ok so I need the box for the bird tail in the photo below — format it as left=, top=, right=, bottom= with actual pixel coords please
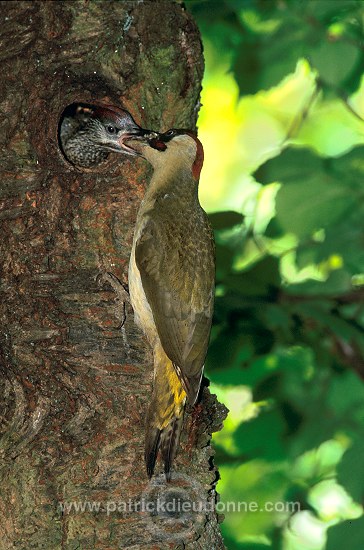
left=145, top=345, right=186, bottom=480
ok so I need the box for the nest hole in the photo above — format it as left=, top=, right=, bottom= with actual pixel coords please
left=58, top=102, right=111, bottom=169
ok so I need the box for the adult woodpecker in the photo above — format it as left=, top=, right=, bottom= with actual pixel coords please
left=126, top=129, right=215, bottom=479
left=59, top=104, right=152, bottom=168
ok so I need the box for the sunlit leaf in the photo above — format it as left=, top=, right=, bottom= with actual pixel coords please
left=294, top=99, right=364, bottom=156
left=308, top=479, right=362, bottom=521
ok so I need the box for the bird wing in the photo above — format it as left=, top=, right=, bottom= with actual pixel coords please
left=135, top=203, right=215, bottom=403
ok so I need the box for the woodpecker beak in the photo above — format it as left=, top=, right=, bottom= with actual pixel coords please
left=122, top=129, right=158, bottom=156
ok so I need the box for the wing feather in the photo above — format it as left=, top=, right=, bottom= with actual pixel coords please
left=135, top=201, right=214, bottom=403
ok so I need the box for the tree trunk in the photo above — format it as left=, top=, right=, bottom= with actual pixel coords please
left=0, top=1, right=227, bottom=548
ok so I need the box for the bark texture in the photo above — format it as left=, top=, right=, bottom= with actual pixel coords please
left=0, top=1, right=227, bottom=549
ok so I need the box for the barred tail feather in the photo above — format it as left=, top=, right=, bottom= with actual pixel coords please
left=145, top=427, right=161, bottom=479
left=160, top=413, right=184, bottom=481
left=144, top=345, right=187, bottom=479
left=144, top=411, right=185, bottom=480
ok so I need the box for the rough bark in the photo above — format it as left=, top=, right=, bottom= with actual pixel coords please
left=0, top=1, right=227, bottom=549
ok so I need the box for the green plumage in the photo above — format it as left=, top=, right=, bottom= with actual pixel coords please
left=135, top=185, right=215, bottom=403
left=128, top=131, right=215, bottom=477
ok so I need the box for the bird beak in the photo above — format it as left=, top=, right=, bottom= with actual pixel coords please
left=119, top=128, right=158, bottom=156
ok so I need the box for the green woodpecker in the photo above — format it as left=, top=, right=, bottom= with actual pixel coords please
left=126, top=129, right=215, bottom=479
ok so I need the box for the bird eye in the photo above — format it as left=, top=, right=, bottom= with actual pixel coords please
left=107, top=125, right=118, bottom=134
left=165, top=129, right=175, bottom=138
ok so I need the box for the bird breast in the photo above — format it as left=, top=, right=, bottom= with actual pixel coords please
left=128, top=221, right=158, bottom=346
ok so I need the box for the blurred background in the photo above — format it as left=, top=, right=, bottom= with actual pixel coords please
left=185, top=1, right=364, bottom=549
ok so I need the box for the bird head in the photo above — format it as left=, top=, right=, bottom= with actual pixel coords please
left=125, top=129, right=204, bottom=180
left=84, top=105, right=154, bottom=156
left=60, top=104, right=157, bottom=168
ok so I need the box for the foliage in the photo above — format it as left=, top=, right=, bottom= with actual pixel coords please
left=186, top=1, right=364, bottom=549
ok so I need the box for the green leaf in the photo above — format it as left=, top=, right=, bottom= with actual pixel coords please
left=233, top=409, right=286, bottom=460
left=337, top=440, right=364, bottom=502
left=295, top=244, right=321, bottom=270
left=262, top=304, right=292, bottom=339
left=209, top=210, right=245, bottom=230
left=275, top=174, right=355, bottom=238
left=305, top=0, right=361, bottom=21
left=286, top=269, right=353, bottom=295
left=231, top=256, right=281, bottom=293
left=327, top=517, right=364, bottom=550
left=206, top=326, right=254, bottom=375
left=327, top=371, right=364, bottom=417
left=331, top=146, right=364, bottom=190
left=310, top=40, right=361, bottom=86
left=255, top=148, right=322, bottom=186
left=308, top=218, right=364, bottom=276
left=215, top=242, right=235, bottom=279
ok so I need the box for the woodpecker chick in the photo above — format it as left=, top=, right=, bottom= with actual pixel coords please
left=60, top=104, right=153, bottom=168
left=126, top=129, right=215, bottom=479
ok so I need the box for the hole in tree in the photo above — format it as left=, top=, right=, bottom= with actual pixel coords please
left=58, top=102, right=113, bottom=169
